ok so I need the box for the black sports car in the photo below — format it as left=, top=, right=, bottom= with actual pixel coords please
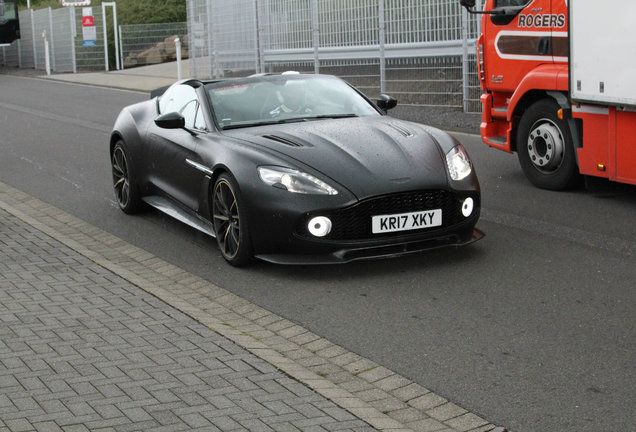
left=110, top=73, right=483, bottom=266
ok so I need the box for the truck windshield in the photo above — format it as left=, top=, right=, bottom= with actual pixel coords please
left=494, top=0, right=530, bottom=7
left=0, top=2, right=17, bottom=22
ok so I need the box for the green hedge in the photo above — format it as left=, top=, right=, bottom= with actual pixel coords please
left=16, top=0, right=186, bottom=25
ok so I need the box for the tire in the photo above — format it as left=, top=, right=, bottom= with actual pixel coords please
left=111, top=140, right=144, bottom=214
left=212, top=174, right=253, bottom=266
left=516, top=99, right=579, bottom=190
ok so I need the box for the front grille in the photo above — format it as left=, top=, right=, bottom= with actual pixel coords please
left=296, top=190, right=477, bottom=241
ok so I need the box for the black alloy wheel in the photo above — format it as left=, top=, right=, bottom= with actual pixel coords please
left=212, top=174, right=253, bottom=266
left=111, top=141, right=143, bottom=214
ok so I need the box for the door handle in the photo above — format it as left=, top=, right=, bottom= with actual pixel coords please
left=537, top=36, right=551, bottom=56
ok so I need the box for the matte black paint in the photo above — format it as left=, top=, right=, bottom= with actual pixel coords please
left=110, top=75, right=483, bottom=263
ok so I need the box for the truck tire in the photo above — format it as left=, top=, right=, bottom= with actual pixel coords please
left=516, top=99, right=579, bottom=190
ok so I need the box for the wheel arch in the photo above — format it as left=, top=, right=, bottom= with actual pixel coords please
left=201, top=163, right=235, bottom=222
left=109, top=132, right=124, bottom=156
left=515, top=98, right=581, bottom=190
left=507, top=64, right=569, bottom=152
left=207, top=167, right=254, bottom=266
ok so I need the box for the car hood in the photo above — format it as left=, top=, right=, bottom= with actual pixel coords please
left=223, top=117, right=451, bottom=199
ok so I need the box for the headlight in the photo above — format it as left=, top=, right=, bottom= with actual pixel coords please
left=258, top=166, right=338, bottom=195
left=445, top=145, right=472, bottom=181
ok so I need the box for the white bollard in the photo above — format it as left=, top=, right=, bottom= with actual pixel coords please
left=42, top=30, right=51, bottom=76
left=175, top=37, right=182, bottom=81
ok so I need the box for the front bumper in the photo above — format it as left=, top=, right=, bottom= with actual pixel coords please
left=245, top=185, right=482, bottom=265
left=255, top=227, right=484, bottom=264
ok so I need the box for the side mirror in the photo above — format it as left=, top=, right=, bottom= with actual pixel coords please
left=155, top=112, right=185, bottom=130
left=377, top=94, right=397, bottom=112
left=460, top=0, right=476, bottom=8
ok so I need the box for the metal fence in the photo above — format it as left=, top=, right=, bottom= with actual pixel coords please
left=119, top=22, right=188, bottom=69
left=1, top=8, right=187, bottom=73
left=1, top=7, right=77, bottom=72
left=0, top=6, right=112, bottom=73
left=187, top=0, right=482, bottom=111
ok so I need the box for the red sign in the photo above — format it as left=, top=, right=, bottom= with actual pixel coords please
left=82, top=16, right=94, bottom=27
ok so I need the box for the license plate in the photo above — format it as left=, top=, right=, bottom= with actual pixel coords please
left=372, top=209, right=442, bottom=234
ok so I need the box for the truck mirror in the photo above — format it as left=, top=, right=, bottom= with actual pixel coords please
left=460, top=0, right=476, bottom=9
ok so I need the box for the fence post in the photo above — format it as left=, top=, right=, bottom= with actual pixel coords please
left=48, top=7, right=56, bottom=71
left=31, top=9, right=37, bottom=69
left=101, top=3, right=108, bottom=71
left=311, top=0, right=319, bottom=74
left=118, top=25, right=124, bottom=70
left=253, top=0, right=262, bottom=74
left=70, top=6, right=76, bottom=73
left=112, top=2, right=120, bottom=70
left=186, top=0, right=197, bottom=78
left=379, top=0, right=386, bottom=94
left=462, top=6, right=469, bottom=112
left=206, top=0, right=216, bottom=78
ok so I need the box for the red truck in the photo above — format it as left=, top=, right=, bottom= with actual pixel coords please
left=461, top=0, right=636, bottom=189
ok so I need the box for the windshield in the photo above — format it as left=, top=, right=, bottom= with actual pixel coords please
left=0, top=2, right=17, bottom=21
left=205, top=74, right=381, bottom=130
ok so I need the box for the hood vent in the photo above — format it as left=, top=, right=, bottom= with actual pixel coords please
left=388, top=122, right=415, bottom=138
left=262, top=134, right=305, bottom=147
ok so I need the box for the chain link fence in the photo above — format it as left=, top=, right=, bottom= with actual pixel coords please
left=119, top=22, right=188, bottom=69
left=0, top=6, right=110, bottom=72
left=187, top=0, right=482, bottom=111
left=1, top=8, right=187, bottom=73
left=1, top=1, right=483, bottom=111
left=1, top=7, right=77, bottom=72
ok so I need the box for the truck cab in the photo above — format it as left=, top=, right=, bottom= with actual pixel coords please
left=0, top=1, right=20, bottom=45
left=463, top=0, right=636, bottom=189
left=477, top=0, right=569, bottom=151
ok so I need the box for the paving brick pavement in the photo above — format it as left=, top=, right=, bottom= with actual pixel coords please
left=0, top=181, right=498, bottom=432
left=0, top=207, right=377, bottom=432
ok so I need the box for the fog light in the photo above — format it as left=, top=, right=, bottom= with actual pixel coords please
left=462, top=197, right=474, bottom=217
left=308, top=216, right=332, bottom=237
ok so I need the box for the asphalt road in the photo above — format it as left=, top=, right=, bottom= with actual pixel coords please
left=1, top=74, right=634, bottom=432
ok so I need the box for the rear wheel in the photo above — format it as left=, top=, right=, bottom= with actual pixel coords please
left=212, top=174, right=253, bottom=266
left=111, top=141, right=143, bottom=214
left=516, top=99, right=579, bottom=190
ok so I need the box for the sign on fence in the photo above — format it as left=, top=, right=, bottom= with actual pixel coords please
left=81, top=7, right=96, bottom=47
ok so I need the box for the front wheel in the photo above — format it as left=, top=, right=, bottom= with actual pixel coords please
left=212, top=174, right=253, bottom=266
left=516, top=99, right=579, bottom=190
left=111, top=140, right=143, bottom=214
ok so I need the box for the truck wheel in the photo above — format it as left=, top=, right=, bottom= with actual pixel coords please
left=516, top=99, right=579, bottom=190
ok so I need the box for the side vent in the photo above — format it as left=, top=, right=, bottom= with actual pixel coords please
left=389, top=122, right=414, bottom=138
left=262, top=134, right=305, bottom=147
